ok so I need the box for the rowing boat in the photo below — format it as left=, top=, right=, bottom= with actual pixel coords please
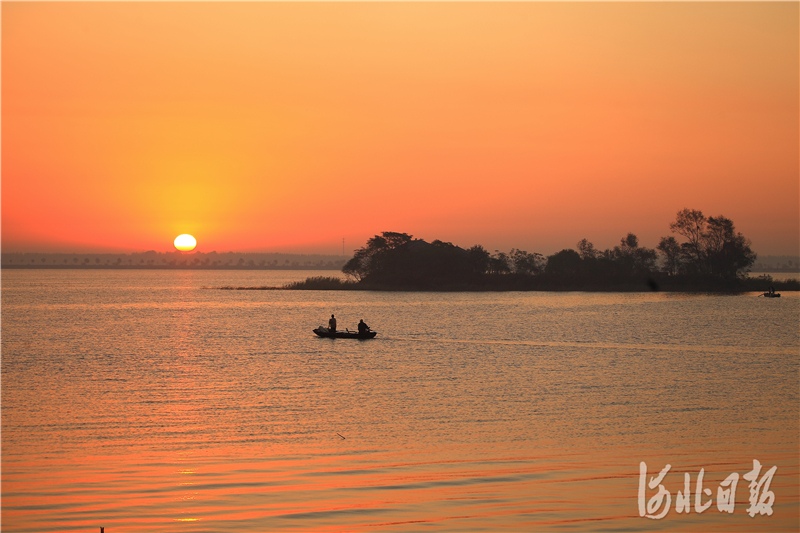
left=313, top=327, right=377, bottom=339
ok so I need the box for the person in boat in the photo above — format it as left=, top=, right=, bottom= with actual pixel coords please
left=769, top=286, right=775, bottom=295
left=328, top=314, right=337, bottom=333
left=357, top=319, right=370, bottom=335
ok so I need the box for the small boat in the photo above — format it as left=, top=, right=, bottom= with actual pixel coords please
left=760, top=292, right=781, bottom=298
left=313, top=327, right=377, bottom=339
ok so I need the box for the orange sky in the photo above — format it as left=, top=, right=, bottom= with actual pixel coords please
left=2, top=2, right=798, bottom=256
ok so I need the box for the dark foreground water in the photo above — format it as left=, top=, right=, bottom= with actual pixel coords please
left=2, top=270, right=798, bottom=532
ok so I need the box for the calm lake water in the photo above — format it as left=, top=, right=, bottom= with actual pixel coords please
left=748, top=272, right=799, bottom=282
left=2, top=270, right=798, bottom=532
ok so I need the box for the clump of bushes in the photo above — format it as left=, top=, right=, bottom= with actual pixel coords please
left=284, top=276, right=355, bottom=290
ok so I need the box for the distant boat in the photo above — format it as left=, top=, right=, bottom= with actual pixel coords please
left=760, top=292, right=781, bottom=298
left=313, top=327, right=377, bottom=339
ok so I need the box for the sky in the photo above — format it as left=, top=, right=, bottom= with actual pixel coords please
left=2, top=2, right=798, bottom=256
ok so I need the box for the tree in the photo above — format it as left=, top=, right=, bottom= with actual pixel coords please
left=510, top=249, right=545, bottom=275
left=342, top=232, right=414, bottom=281
left=577, top=238, right=598, bottom=260
left=545, top=249, right=583, bottom=276
left=657, top=236, right=682, bottom=275
left=488, top=251, right=511, bottom=274
left=466, top=245, right=490, bottom=275
left=704, top=216, right=756, bottom=279
left=669, top=208, right=706, bottom=268
left=342, top=249, right=368, bottom=281
left=667, top=208, right=756, bottom=279
left=377, top=231, right=413, bottom=249
left=610, top=233, right=657, bottom=275
left=342, top=233, right=482, bottom=288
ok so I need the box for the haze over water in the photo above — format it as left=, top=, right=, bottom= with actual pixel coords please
left=2, top=270, right=798, bottom=532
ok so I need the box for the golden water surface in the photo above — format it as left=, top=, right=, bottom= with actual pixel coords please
left=2, top=270, right=798, bottom=532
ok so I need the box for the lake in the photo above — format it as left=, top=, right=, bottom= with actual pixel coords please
left=2, top=270, right=798, bottom=532
left=748, top=272, right=799, bottom=283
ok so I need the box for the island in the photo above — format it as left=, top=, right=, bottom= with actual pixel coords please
left=286, top=210, right=799, bottom=292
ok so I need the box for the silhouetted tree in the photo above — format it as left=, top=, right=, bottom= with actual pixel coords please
left=510, top=249, right=545, bottom=275
left=488, top=251, right=511, bottom=274
left=670, top=208, right=706, bottom=267
left=545, top=249, right=583, bottom=276
left=666, top=208, right=755, bottom=279
left=342, top=232, right=484, bottom=288
left=610, top=233, right=657, bottom=276
left=577, top=238, right=598, bottom=260
left=342, top=232, right=413, bottom=281
left=704, top=216, right=756, bottom=279
left=466, top=245, right=491, bottom=275
left=657, top=236, right=682, bottom=275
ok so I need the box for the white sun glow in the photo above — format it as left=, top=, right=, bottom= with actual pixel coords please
left=174, top=234, right=197, bottom=251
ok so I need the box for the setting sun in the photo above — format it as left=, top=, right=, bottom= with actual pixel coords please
left=174, top=234, right=197, bottom=251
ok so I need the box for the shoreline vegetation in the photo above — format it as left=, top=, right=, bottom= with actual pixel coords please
left=280, top=275, right=799, bottom=293
left=207, top=273, right=800, bottom=292
left=6, top=209, right=799, bottom=293
left=286, top=209, right=799, bottom=293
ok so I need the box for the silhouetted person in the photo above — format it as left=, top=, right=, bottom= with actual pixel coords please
left=328, top=314, right=337, bottom=333
left=357, top=319, right=370, bottom=335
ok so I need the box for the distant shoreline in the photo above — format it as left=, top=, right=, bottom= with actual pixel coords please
left=3, top=264, right=797, bottom=275
left=0, top=265, right=342, bottom=271
left=5, top=265, right=797, bottom=292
